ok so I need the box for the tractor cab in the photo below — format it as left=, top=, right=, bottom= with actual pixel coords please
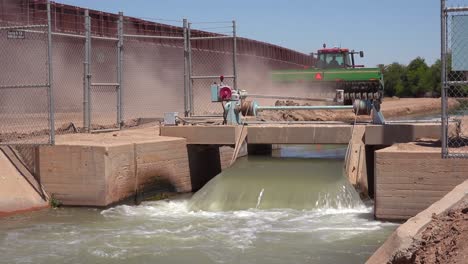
left=315, top=45, right=364, bottom=69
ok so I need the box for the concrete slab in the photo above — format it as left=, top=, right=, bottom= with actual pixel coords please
left=160, top=125, right=240, bottom=145
left=365, top=123, right=454, bottom=145
left=39, top=127, right=191, bottom=206
left=374, top=142, right=468, bottom=220
left=247, top=124, right=353, bottom=144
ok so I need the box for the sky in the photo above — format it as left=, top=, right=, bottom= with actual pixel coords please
left=56, top=0, right=441, bottom=67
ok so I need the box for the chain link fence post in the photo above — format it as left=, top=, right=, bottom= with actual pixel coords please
left=188, top=22, right=194, bottom=116
left=442, top=0, right=468, bottom=158
left=117, top=12, right=124, bottom=128
left=232, top=20, right=238, bottom=91
left=46, top=0, right=55, bottom=144
left=183, top=18, right=190, bottom=117
left=84, top=9, right=91, bottom=132
left=441, top=0, right=448, bottom=157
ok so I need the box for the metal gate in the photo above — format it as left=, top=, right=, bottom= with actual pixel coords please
left=441, top=0, right=468, bottom=158
left=83, top=10, right=122, bottom=133
left=188, top=21, right=238, bottom=117
left=0, top=1, right=55, bottom=145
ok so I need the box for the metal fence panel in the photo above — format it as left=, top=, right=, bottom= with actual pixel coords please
left=122, top=39, right=185, bottom=120
left=51, top=34, right=85, bottom=133
left=442, top=0, right=468, bottom=158
left=0, top=20, right=53, bottom=144
left=121, top=15, right=185, bottom=121
left=87, top=15, right=121, bottom=132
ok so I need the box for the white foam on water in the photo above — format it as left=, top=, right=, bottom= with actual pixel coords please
left=255, top=188, right=265, bottom=209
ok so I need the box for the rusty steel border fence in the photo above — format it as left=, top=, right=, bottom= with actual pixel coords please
left=0, top=0, right=313, bottom=145
left=441, top=0, right=468, bottom=158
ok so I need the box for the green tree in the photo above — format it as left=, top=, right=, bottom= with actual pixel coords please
left=381, top=57, right=442, bottom=97
left=405, top=57, right=429, bottom=96
left=383, top=63, right=406, bottom=97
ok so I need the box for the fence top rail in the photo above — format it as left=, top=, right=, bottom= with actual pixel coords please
left=444, top=6, right=468, bottom=13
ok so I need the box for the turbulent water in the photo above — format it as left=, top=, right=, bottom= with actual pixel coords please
left=0, top=145, right=397, bottom=264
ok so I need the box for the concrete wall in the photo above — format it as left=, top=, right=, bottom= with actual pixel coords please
left=39, top=136, right=191, bottom=206
left=367, top=179, right=468, bottom=264
left=375, top=143, right=468, bottom=220
left=0, top=151, right=48, bottom=216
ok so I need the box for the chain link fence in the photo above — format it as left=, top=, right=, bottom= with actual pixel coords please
left=122, top=17, right=185, bottom=121
left=442, top=0, right=468, bottom=158
left=1, top=1, right=314, bottom=146
left=0, top=3, right=54, bottom=145
left=189, top=22, right=237, bottom=117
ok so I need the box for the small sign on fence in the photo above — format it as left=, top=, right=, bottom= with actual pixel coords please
left=7, top=30, right=25, bottom=39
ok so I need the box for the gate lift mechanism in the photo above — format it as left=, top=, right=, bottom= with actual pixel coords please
left=211, top=76, right=385, bottom=125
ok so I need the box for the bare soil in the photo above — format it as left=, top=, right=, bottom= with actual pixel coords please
left=258, top=98, right=460, bottom=122
left=390, top=198, right=468, bottom=264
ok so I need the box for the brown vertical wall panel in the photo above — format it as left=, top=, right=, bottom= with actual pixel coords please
left=0, top=1, right=313, bottom=65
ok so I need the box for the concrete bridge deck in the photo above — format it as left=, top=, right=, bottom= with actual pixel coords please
left=160, top=123, right=447, bottom=145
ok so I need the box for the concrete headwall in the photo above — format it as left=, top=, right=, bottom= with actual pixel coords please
left=375, top=142, right=468, bottom=220
left=39, top=131, right=191, bottom=206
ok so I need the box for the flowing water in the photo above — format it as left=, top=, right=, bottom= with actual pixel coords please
left=0, top=145, right=397, bottom=264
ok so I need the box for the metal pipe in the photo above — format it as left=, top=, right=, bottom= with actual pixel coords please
left=190, top=75, right=235, bottom=79
left=183, top=18, right=189, bottom=117
left=122, top=34, right=184, bottom=40
left=52, top=32, right=85, bottom=39
left=187, top=22, right=193, bottom=116
left=0, top=24, right=47, bottom=30
left=232, top=20, right=237, bottom=90
left=90, top=128, right=120, bottom=134
left=445, top=6, right=468, bottom=12
left=90, top=83, right=119, bottom=87
left=84, top=9, right=91, bottom=133
left=256, top=105, right=354, bottom=111
left=90, top=35, right=118, bottom=41
left=248, top=94, right=334, bottom=102
left=46, top=0, right=55, bottom=144
left=447, top=81, right=468, bottom=85
left=441, top=0, right=448, bottom=158
left=385, top=119, right=442, bottom=124
left=190, top=36, right=233, bottom=40
left=117, top=12, right=123, bottom=128
left=0, top=84, right=49, bottom=89
left=245, top=121, right=352, bottom=125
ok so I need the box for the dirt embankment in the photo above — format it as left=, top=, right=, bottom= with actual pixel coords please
left=258, top=98, right=460, bottom=122
left=390, top=198, right=468, bottom=264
